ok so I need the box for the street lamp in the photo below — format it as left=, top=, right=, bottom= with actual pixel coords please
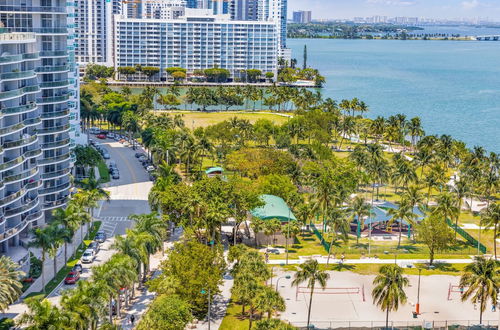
left=416, top=267, right=422, bottom=315
left=275, top=275, right=291, bottom=292
left=201, top=288, right=211, bottom=330
left=270, top=263, right=285, bottom=286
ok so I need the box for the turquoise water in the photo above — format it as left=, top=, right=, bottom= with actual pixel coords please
left=289, top=39, right=500, bottom=152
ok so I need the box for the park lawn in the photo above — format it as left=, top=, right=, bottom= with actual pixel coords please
left=466, top=229, right=496, bottom=255
left=97, top=160, right=110, bottom=183
left=259, top=232, right=327, bottom=260
left=219, top=301, right=250, bottom=330
left=163, top=111, right=290, bottom=128
left=458, top=211, right=481, bottom=225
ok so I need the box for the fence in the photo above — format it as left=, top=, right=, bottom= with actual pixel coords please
left=445, top=219, right=487, bottom=254
left=311, top=223, right=331, bottom=252
left=290, top=320, right=498, bottom=329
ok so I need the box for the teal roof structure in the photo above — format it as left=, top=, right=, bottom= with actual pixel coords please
left=250, top=194, right=297, bottom=222
left=205, top=167, right=224, bottom=175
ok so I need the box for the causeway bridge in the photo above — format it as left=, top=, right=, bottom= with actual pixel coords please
left=475, top=35, right=500, bottom=41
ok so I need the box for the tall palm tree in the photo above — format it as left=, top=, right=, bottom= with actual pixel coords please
left=61, top=280, right=107, bottom=330
left=251, top=218, right=265, bottom=247
left=460, top=257, right=500, bottom=324
left=433, top=192, right=459, bottom=224
left=131, top=213, right=168, bottom=255
left=387, top=200, right=418, bottom=247
left=18, top=298, right=66, bottom=329
left=372, top=264, right=409, bottom=329
left=452, top=180, right=470, bottom=239
left=28, top=227, right=54, bottom=293
left=254, top=286, right=286, bottom=319
left=67, top=197, right=92, bottom=243
left=480, top=203, right=500, bottom=259
left=0, top=256, right=23, bottom=311
left=350, top=196, right=371, bottom=244
left=263, top=219, right=281, bottom=246
left=325, top=208, right=350, bottom=265
left=291, top=259, right=330, bottom=328
left=52, top=208, right=78, bottom=263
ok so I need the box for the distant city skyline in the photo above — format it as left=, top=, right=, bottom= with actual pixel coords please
left=288, top=0, right=500, bottom=21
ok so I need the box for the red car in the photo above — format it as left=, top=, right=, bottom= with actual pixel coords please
left=64, top=271, right=80, bottom=285
left=96, top=133, right=106, bottom=139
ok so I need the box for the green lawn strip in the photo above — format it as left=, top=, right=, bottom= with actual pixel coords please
left=277, top=262, right=468, bottom=276
left=219, top=300, right=250, bottom=330
left=25, top=221, right=102, bottom=301
left=97, top=160, right=110, bottom=183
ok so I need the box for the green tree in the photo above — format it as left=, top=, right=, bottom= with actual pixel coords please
left=372, top=264, right=409, bottom=329
left=291, top=260, right=329, bottom=329
left=460, top=257, right=500, bottom=324
left=28, top=227, right=55, bottom=293
left=136, top=295, right=192, bottom=330
left=117, top=66, right=136, bottom=80
left=481, top=203, right=500, bottom=259
left=141, top=66, right=160, bottom=81
left=0, top=256, right=23, bottom=312
left=350, top=196, right=371, bottom=244
left=17, top=298, right=66, bottom=329
left=254, top=286, right=285, bottom=319
left=417, top=214, right=454, bottom=265
left=251, top=218, right=265, bottom=247
left=255, top=319, right=296, bottom=330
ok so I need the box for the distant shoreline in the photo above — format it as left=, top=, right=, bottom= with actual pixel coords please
left=288, top=36, right=479, bottom=42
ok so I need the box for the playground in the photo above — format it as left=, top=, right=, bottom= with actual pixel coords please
left=274, top=270, right=499, bottom=327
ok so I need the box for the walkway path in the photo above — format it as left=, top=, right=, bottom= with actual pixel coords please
left=267, top=257, right=476, bottom=265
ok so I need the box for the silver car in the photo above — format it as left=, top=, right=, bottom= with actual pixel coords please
left=81, top=249, right=95, bottom=263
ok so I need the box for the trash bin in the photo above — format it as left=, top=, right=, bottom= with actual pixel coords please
left=412, top=312, right=418, bottom=318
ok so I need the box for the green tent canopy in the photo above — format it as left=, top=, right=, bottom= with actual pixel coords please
left=250, top=194, right=297, bottom=223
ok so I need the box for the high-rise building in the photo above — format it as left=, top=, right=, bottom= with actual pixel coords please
left=142, top=0, right=186, bottom=19
left=75, top=0, right=121, bottom=65
left=114, top=10, right=279, bottom=79
left=292, top=10, right=311, bottom=24
left=230, top=0, right=259, bottom=20
left=0, top=0, right=82, bottom=269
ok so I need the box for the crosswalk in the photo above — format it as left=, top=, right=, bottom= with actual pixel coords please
left=97, top=216, right=133, bottom=222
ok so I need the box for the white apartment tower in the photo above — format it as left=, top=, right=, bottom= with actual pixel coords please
left=0, top=0, right=82, bottom=269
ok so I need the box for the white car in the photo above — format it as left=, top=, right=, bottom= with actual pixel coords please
left=81, top=249, right=96, bottom=263
left=107, top=132, right=115, bottom=139
left=146, top=166, right=155, bottom=172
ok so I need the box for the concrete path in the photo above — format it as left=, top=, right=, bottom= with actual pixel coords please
left=267, top=257, right=476, bottom=265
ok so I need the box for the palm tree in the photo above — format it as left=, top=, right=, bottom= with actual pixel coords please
left=18, top=298, right=66, bottom=329
left=350, top=196, right=371, bottom=244
left=0, top=256, right=23, bottom=311
left=372, top=264, right=409, bottom=329
left=61, top=280, right=107, bottom=330
left=388, top=199, right=418, bottom=247
left=131, top=213, right=168, bottom=255
left=460, top=257, right=500, bottom=324
left=282, top=221, right=301, bottom=264
left=28, top=227, right=54, bottom=293
left=251, top=218, right=265, bottom=247
left=263, top=219, right=281, bottom=246
left=254, top=286, right=285, bottom=319
left=325, top=208, right=350, bottom=265
left=433, top=192, right=459, bottom=224
left=452, top=180, right=470, bottom=239
left=291, top=259, right=330, bottom=328
left=480, top=203, right=500, bottom=259
left=52, top=208, right=78, bottom=263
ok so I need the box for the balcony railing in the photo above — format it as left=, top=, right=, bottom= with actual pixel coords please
left=35, top=65, right=70, bottom=73
left=36, top=124, right=70, bottom=135
left=0, top=118, right=41, bottom=137
left=38, top=152, right=71, bottom=166
left=36, top=94, right=70, bottom=104
left=42, top=197, right=68, bottom=210
left=0, top=149, right=42, bottom=173
left=5, top=199, right=40, bottom=218
left=0, top=70, right=36, bottom=80
left=1, top=103, right=37, bottom=117
left=39, top=80, right=70, bottom=89
left=4, top=168, right=38, bottom=184
left=0, top=181, right=41, bottom=207
left=41, top=168, right=70, bottom=180
left=0, top=85, right=40, bottom=101
left=39, top=51, right=67, bottom=58
left=3, top=136, right=38, bottom=150
left=40, top=138, right=70, bottom=150
left=0, top=6, right=66, bottom=13
left=40, top=110, right=70, bottom=119
left=38, top=181, right=71, bottom=196
left=0, top=52, right=39, bottom=64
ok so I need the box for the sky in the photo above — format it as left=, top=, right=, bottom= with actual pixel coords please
left=288, top=0, right=500, bottom=21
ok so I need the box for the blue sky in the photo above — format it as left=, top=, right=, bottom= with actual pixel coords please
left=288, top=0, right=500, bottom=20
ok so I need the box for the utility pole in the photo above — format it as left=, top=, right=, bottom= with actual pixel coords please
left=416, top=268, right=422, bottom=315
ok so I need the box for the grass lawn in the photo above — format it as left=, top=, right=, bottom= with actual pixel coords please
left=97, top=161, right=110, bottom=183
left=25, top=222, right=102, bottom=300
left=219, top=301, right=250, bottom=330
left=160, top=111, right=290, bottom=128
left=466, top=229, right=496, bottom=255
left=278, top=262, right=469, bottom=276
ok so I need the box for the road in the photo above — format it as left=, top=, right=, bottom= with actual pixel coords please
left=45, top=137, right=153, bottom=301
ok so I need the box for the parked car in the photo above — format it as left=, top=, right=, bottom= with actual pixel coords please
left=89, top=127, right=99, bottom=134
left=89, top=139, right=96, bottom=146
left=96, top=133, right=106, bottom=139
left=81, top=249, right=96, bottom=263
left=102, top=152, right=110, bottom=159
left=138, top=156, right=147, bottom=162
left=146, top=165, right=155, bottom=172
left=112, top=172, right=120, bottom=180
left=88, top=241, right=100, bottom=254
left=72, top=263, right=83, bottom=274
left=135, top=152, right=145, bottom=158
left=107, top=132, right=115, bottom=139
left=64, top=271, right=80, bottom=285
left=95, top=231, right=107, bottom=243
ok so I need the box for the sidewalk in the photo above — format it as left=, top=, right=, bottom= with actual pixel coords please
left=120, top=227, right=183, bottom=329
left=267, top=257, right=475, bottom=265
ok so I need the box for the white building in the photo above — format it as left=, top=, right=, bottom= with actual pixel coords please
left=143, top=0, right=187, bottom=19
left=114, top=9, right=279, bottom=79
left=0, top=0, right=82, bottom=270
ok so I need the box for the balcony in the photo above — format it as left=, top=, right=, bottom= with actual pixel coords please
left=0, top=85, right=40, bottom=101
left=42, top=197, right=68, bottom=210
left=3, top=135, right=38, bottom=151
left=0, top=6, right=66, bottom=13
left=0, top=181, right=42, bottom=207
left=0, top=149, right=43, bottom=173
left=40, top=138, right=70, bottom=150
left=36, top=124, right=70, bottom=136
left=8, top=28, right=68, bottom=35
left=5, top=199, right=40, bottom=219
left=1, top=103, right=37, bottom=117
left=38, top=152, right=71, bottom=166
left=0, top=118, right=41, bottom=138
left=39, top=80, right=71, bottom=89
left=40, top=110, right=70, bottom=120
left=36, top=94, right=70, bottom=104
left=0, top=70, right=36, bottom=81
left=38, top=181, right=71, bottom=196
left=0, top=52, right=39, bottom=64
left=39, top=51, right=67, bottom=58
left=35, top=65, right=70, bottom=74
left=4, top=168, right=39, bottom=185
left=41, top=168, right=70, bottom=180
left=0, top=211, right=43, bottom=242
